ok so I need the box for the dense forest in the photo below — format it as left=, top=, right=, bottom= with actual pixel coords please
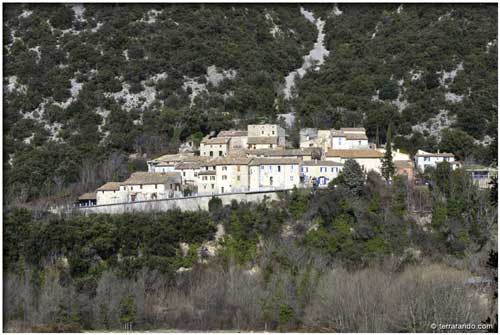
left=2, top=3, right=497, bottom=206
left=3, top=161, right=498, bottom=331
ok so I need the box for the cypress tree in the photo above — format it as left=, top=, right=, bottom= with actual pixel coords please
left=381, top=124, right=395, bottom=181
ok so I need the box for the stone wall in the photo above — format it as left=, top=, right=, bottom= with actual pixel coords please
left=71, top=189, right=288, bottom=215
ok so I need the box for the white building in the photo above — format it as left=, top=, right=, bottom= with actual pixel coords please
left=197, top=170, right=217, bottom=195
left=147, top=153, right=200, bottom=172
left=213, top=156, right=252, bottom=194
left=120, top=172, right=182, bottom=202
left=331, top=128, right=369, bottom=149
left=248, top=158, right=301, bottom=191
left=200, top=136, right=230, bottom=157
left=174, top=162, right=201, bottom=186
left=414, top=150, right=458, bottom=172
left=326, top=149, right=384, bottom=174
left=96, top=182, right=126, bottom=205
left=300, top=160, right=344, bottom=187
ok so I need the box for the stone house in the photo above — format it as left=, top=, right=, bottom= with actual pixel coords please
left=200, top=136, right=230, bottom=157
left=96, top=182, right=126, bottom=205
left=331, top=128, right=369, bottom=149
left=174, top=161, right=201, bottom=186
left=213, top=156, right=253, bottom=194
left=300, top=160, right=344, bottom=187
left=247, top=124, right=286, bottom=148
left=217, top=130, right=248, bottom=152
left=120, top=172, right=182, bottom=202
left=248, top=158, right=301, bottom=191
left=247, top=148, right=321, bottom=161
left=326, top=149, right=384, bottom=174
left=147, top=153, right=199, bottom=172
left=197, top=170, right=217, bottom=195
left=414, top=150, right=458, bottom=172
left=464, top=165, right=498, bottom=188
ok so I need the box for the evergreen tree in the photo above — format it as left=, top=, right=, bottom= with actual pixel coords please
left=381, top=124, right=395, bottom=181
left=338, top=159, right=365, bottom=198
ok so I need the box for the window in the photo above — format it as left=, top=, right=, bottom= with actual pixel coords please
left=202, top=176, right=207, bottom=181
left=204, top=185, right=207, bottom=189
left=222, top=175, right=227, bottom=180
left=221, top=187, right=224, bottom=193
left=237, top=176, right=240, bottom=181
left=261, top=131, right=264, bottom=135
left=278, top=165, right=281, bottom=172
left=358, top=140, right=361, bottom=145
left=219, top=151, right=223, bottom=156
left=170, top=184, right=173, bottom=190
left=211, top=184, right=214, bottom=189
left=183, top=172, right=186, bottom=177
left=237, top=165, right=241, bottom=172
left=331, top=167, right=334, bottom=172
left=444, top=157, right=449, bottom=161
left=222, top=166, right=227, bottom=171
left=270, top=176, right=273, bottom=185
left=272, top=130, right=275, bottom=135
left=131, top=186, right=133, bottom=190
left=155, top=184, right=158, bottom=189
left=260, top=165, right=264, bottom=170
left=290, top=176, right=294, bottom=181
left=210, top=151, right=213, bottom=157
left=269, top=144, right=273, bottom=148
left=211, top=176, right=215, bottom=181
left=424, top=157, right=430, bottom=161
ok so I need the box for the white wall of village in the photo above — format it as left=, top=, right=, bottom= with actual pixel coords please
left=216, top=164, right=250, bottom=193
left=96, top=190, right=128, bottom=204
left=249, top=164, right=300, bottom=191
left=200, top=143, right=229, bottom=157
left=415, top=155, right=457, bottom=172
left=301, top=165, right=343, bottom=187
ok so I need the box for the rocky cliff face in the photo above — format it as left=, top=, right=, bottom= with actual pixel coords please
left=3, top=3, right=497, bottom=203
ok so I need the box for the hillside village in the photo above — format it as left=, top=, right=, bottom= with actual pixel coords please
left=77, top=124, right=497, bottom=207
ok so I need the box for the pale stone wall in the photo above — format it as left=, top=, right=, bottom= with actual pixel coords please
left=96, top=190, right=128, bottom=205
left=249, top=163, right=300, bottom=191
left=216, top=164, right=250, bottom=193
left=73, top=189, right=286, bottom=215
left=325, top=156, right=382, bottom=174
left=200, top=143, right=229, bottom=157
left=346, top=139, right=369, bottom=149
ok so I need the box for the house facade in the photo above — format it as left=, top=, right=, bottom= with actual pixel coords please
left=247, top=124, right=286, bottom=148
left=96, top=182, right=126, bottom=205
left=249, top=158, right=301, bottom=191
left=414, top=150, right=457, bottom=172
left=218, top=130, right=249, bottom=152
left=326, top=149, right=384, bottom=174
left=120, top=172, right=182, bottom=202
left=213, top=157, right=252, bottom=193
left=465, top=165, right=498, bottom=189
left=300, top=160, right=344, bottom=187
left=200, top=136, right=230, bottom=157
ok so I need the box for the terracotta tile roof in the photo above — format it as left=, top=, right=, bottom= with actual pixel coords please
left=212, top=156, right=253, bottom=165
left=394, top=160, right=414, bottom=169
left=249, top=158, right=301, bottom=166
left=415, top=150, right=454, bottom=157
left=96, top=182, right=121, bottom=191
left=345, top=133, right=368, bottom=140
left=248, top=148, right=320, bottom=157
left=122, top=172, right=181, bottom=185
left=198, top=170, right=216, bottom=175
left=174, top=162, right=201, bottom=170
left=301, top=160, right=344, bottom=167
left=218, top=130, right=248, bottom=137
left=340, top=127, right=366, bottom=132
left=78, top=192, right=96, bottom=200
left=247, top=137, right=279, bottom=145
left=201, top=136, right=230, bottom=145
left=326, top=149, right=384, bottom=158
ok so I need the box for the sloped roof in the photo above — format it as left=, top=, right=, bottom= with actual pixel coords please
left=249, top=158, right=301, bottom=166
left=415, top=150, right=454, bottom=157
left=78, top=192, right=96, bottom=200
left=96, top=182, right=121, bottom=191
left=218, top=130, right=248, bottom=137
left=248, top=148, right=320, bottom=157
left=341, top=127, right=366, bottom=132
left=301, top=160, right=344, bottom=167
left=123, top=172, right=181, bottom=185
left=201, top=136, right=230, bottom=145
left=345, top=133, right=368, bottom=140
left=212, top=156, right=253, bottom=165
left=326, top=149, right=384, bottom=158
left=198, top=170, right=216, bottom=175
left=394, top=160, right=414, bottom=169
left=174, top=162, right=201, bottom=170
left=247, top=137, right=279, bottom=145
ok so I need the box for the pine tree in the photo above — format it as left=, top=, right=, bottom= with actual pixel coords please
left=381, top=124, right=395, bottom=181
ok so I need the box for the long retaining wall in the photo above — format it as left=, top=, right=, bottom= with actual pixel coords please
left=71, top=189, right=289, bottom=215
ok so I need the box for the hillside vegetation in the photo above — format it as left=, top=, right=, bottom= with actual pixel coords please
left=2, top=3, right=497, bottom=205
